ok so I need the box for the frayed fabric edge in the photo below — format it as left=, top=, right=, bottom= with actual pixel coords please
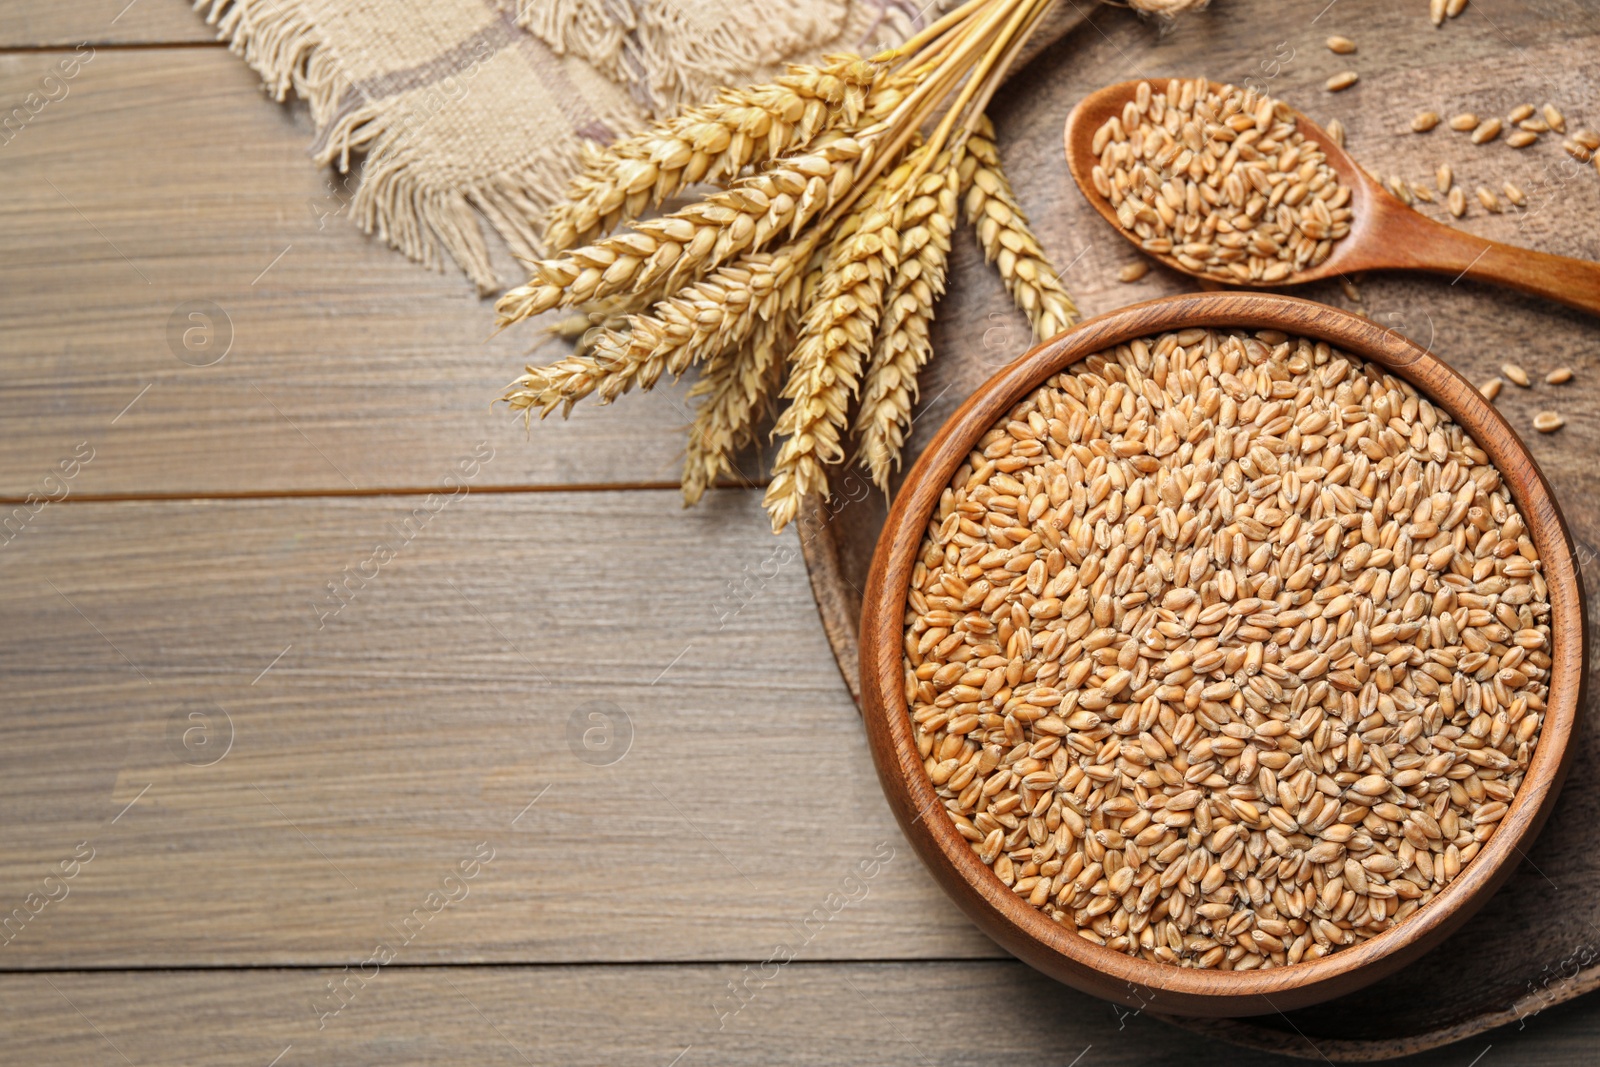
left=514, top=0, right=635, bottom=83
left=197, top=0, right=587, bottom=293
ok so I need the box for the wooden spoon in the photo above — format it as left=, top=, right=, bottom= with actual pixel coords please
left=1063, top=79, right=1600, bottom=315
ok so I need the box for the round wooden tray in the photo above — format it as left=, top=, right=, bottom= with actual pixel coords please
left=798, top=312, right=1599, bottom=1057
left=785, top=1, right=1600, bottom=1055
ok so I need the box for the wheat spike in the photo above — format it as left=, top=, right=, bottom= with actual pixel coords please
left=855, top=146, right=960, bottom=492
left=544, top=59, right=892, bottom=253
left=544, top=283, right=667, bottom=359
left=964, top=116, right=1079, bottom=340
left=680, top=307, right=796, bottom=506
left=496, top=133, right=879, bottom=327
left=763, top=174, right=902, bottom=533
left=494, top=0, right=1215, bottom=529
left=503, top=248, right=807, bottom=417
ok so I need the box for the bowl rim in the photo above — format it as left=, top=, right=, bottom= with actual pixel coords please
left=859, top=291, right=1587, bottom=1013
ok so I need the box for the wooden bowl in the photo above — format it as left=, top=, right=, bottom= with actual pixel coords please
left=858, top=292, right=1587, bottom=1017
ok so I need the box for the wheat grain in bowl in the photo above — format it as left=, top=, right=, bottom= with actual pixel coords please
left=903, top=326, right=1552, bottom=971
left=1085, top=79, right=1353, bottom=284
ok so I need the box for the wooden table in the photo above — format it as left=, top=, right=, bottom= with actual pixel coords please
left=1, top=1, right=1595, bottom=1062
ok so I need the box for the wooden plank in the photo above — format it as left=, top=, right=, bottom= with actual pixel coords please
left=3, top=962, right=1598, bottom=1065
left=0, top=488, right=1000, bottom=965
left=0, top=48, right=731, bottom=499
left=0, top=0, right=213, bottom=48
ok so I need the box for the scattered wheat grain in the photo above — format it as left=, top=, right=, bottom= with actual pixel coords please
left=1449, top=113, right=1478, bottom=132
left=1502, top=181, right=1527, bottom=207
left=1543, top=104, right=1566, bottom=133
left=1545, top=367, right=1573, bottom=385
left=1119, top=261, right=1150, bottom=283
left=1501, top=362, right=1530, bottom=387
left=1479, top=377, right=1503, bottom=401
left=1471, top=118, right=1502, bottom=144
left=1411, top=111, right=1441, bottom=133
left=1506, top=130, right=1538, bottom=148
left=1326, top=71, right=1360, bottom=92
left=1533, top=411, right=1565, bottom=433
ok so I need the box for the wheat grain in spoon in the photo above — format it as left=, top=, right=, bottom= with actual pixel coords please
left=1063, top=78, right=1600, bottom=315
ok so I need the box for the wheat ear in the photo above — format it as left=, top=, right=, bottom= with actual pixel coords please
left=762, top=174, right=902, bottom=532
left=964, top=116, right=1079, bottom=340
left=502, top=247, right=810, bottom=417
left=496, top=132, right=880, bottom=327
left=854, top=144, right=961, bottom=492
left=543, top=59, right=900, bottom=253
left=680, top=307, right=797, bottom=506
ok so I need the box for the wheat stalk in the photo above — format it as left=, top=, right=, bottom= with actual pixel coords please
left=494, top=0, right=1164, bottom=530
left=543, top=58, right=894, bottom=253
left=855, top=144, right=962, bottom=492
left=963, top=116, right=1079, bottom=339
left=762, top=169, right=902, bottom=532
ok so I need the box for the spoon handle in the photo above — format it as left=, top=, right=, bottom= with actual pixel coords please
left=1383, top=206, right=1600, bottom=315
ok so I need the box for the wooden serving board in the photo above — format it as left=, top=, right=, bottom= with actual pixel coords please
left=800, top=0, right=1600, bottom=1058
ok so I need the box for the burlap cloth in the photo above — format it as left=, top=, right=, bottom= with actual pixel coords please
left=195, top=0, right=945, bottom=292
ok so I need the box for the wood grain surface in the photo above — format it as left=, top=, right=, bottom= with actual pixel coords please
left=0, top=48, right=731, bottom=498
left=3, top=0, right=1600, bottom=1063
left=0, top=490, right=997, bottom=965
left=0, top=0, right=212, bottom=47
left=2, top=961, right=1596, bottom=1067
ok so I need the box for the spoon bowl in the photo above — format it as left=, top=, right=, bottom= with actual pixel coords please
left=1063, top=79, right=1600, bottom=314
